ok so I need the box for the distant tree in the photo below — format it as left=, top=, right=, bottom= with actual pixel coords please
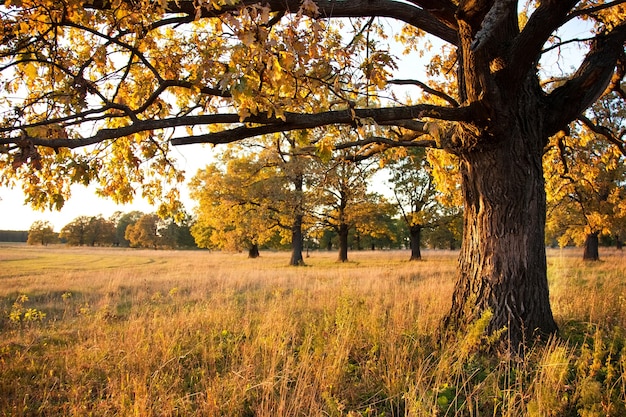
left=258, top=133, right=316, bottom=266
left=351, top=196, right=397, bottom=250
left=174, top=214, right=197, bottom=249
left=157, top=214, right=197, bottom=249
left=60, top=216, right=91, bottom=246
left=386, top=147, right=447, bottom=260
left=125, top=214, right=162, bottom=249
left=190, top=155, right=280, bottom=258
left=0, top=230, right=28, bottom=243
left=27, top=220, right=57, bottom=246
left=60, top=215, right=115, bottom=246
left=85, top=216, right=116, bottom=246
left=115, top=211, right=144, bottom=247
left=545, top=93, right=626, bottom=260
left=422, top=214, right=463, bottom=250
left=312, top=151, right=379, bottom=262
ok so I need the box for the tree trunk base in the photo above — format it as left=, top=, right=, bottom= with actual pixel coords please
left=583, top=233, right=600, bottom=261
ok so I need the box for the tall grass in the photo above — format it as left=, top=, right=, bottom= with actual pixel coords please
left=0, top=246, right=624, bottom=416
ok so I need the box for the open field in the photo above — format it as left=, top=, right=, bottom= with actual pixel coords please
left=1, top=245, right=625, bottom=416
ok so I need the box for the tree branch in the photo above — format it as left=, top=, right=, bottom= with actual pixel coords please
left=171, top=104, right=475, bottom=146
left=86, top=0, right=459, bottom=45
left=337, top=136, right=438, bottom=162
left=405, top=0, right=458, bottom=30
left=545, top=22, right=626, bottom=136
left=565, top=0, right=626, bottom=23
left=388, top=79, right=459, bottom=107
left=578, top=115, right=626, bottom=156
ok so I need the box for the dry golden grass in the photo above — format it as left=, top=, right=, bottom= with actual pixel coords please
left=0, top=245, right=624, bottom=416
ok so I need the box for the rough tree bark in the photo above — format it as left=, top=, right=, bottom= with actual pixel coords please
left=289, top=171, right=306, bottom=266
left=445, top=115, right=559, bottom=347
left=248, top=243, right=260, bottom=258
left=289, top=213, right=305, bottom=266
left=583, top=232, right=600, bottom=261
left=443, top=2, right=564, bottom=345
left=337, top=223, right=349, bottom=262
left=409, top=224, right=422, bottom=261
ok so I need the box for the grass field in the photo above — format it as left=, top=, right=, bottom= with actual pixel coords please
left=0, top=245, right=625, bottom=416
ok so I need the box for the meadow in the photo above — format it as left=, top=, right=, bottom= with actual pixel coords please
left=0, top=245, right=625, bottom=416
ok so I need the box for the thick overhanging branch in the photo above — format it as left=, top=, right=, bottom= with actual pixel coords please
left=469, top=0, right=516, bottom=53
left=171, top=104, right=473, bottom=146
left=1, top=103, right=470, bottom=149
left=85, top=0, right=459, bottom=45
left=545, top=22, right=626, bottom=136
left=404, top=0, right=458, bottom=31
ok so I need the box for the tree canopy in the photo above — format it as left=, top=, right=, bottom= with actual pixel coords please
left=2, top=0, right=625, bottom=348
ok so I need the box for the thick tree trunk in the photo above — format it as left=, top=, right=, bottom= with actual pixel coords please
left=337, top=223, right=349, bottom=262
left=617, top=234, right=623, bottom=250
left=445, top=124, right=558, bottom=349
left=409, top=224, right=422, bottom=261
left=289, top=214, right=305, bottom=266
left=583, top=232, right=600, bottom=261
left=248, top=243, right=260, bottom=258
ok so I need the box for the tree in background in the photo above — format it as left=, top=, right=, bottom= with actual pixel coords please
left=113, top=211, right=144, bottom=247
left=352, top=197, right=398, bottom=251
left=170, top=213, right=197, bottom=249
left=125, top=213, right=162, bottom=249
left=59, top=217, right=89, bottom=246
left=2, top=1, right=625, bottom=348
left=240, top=133, right=317, bottom=265
left=190, top=157, right=278, bottom=258
left=60, top=215, right=115, bottom=247
left=545, top=92, right=626, bottom=260
left=312, top=149, right=381, bottom=262
left=27, top=220, right=57, bottom=246
left=386, top=147, right=444, bottom=260
left=422, top=214, right=463, bottom=250
left=85, top=216, right=116, bottom=247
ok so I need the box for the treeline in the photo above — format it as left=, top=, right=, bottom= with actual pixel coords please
left=0, top=230, right=28, bottom=242
left=25, top=208, right=462, bottom=254
left=26, top=212, right=196, bottom=249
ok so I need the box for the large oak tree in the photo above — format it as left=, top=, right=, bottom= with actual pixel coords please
left=1, top=0, right=625, bottom=348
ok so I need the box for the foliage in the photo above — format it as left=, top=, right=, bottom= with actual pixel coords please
left=545, top=93, right=626, bottom=249
left=26, top=220, right=57, bottom=246
left=113, top=210, right=144, bottom=247
left=309, top=138, right=390, bottom=261
left=124, top=213, right=170, bottom=249
left=190, top=151, right=281, bottom=252
left=59, top=215, right=116, bottom=246
left=386, top=146, right=462, bottom=255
